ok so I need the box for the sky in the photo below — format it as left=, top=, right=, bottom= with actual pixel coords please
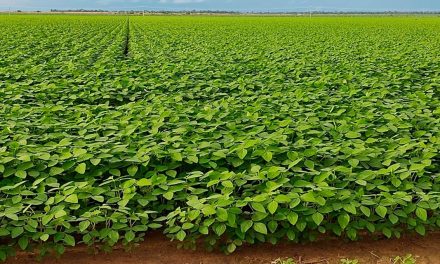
left=0, top=0, right=439, bottom=12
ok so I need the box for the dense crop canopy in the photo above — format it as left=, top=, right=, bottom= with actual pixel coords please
left=0, top=14, right=440, bottom=260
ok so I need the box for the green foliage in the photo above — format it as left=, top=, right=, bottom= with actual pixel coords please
left=392, top=255, right=417, bottom=264
left=272, top=258, right=297, bottom=264
left=340, top=259, right=359, bottom=264
left=0, top=14, right=440, bottom=260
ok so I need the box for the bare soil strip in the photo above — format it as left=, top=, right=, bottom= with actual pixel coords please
left=5, top=232, right=440, bottom=264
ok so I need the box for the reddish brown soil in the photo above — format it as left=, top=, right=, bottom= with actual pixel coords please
left=6, top=232, right=440, bottom=264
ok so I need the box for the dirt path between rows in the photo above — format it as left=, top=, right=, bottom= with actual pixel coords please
left=6, top=232, right=440, bottom=264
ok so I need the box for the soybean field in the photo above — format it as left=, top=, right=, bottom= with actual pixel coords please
left=1, top=15, right=440, bottom=261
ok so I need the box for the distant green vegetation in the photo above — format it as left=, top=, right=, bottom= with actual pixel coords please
left=0, top=15, right=440, bottom=260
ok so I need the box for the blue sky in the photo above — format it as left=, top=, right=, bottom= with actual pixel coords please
left=0, top=0, right=439, bottom=12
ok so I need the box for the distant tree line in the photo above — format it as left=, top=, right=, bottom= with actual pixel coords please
left=50, top=9, right=108, bottom=13
left=45, top=9, right=440, bottom=15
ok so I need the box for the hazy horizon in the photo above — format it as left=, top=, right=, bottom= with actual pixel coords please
left=0, top=0, right=440, bottom=12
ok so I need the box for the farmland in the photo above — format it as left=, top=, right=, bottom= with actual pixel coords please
left=1, top=15, right=440, bottom=261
